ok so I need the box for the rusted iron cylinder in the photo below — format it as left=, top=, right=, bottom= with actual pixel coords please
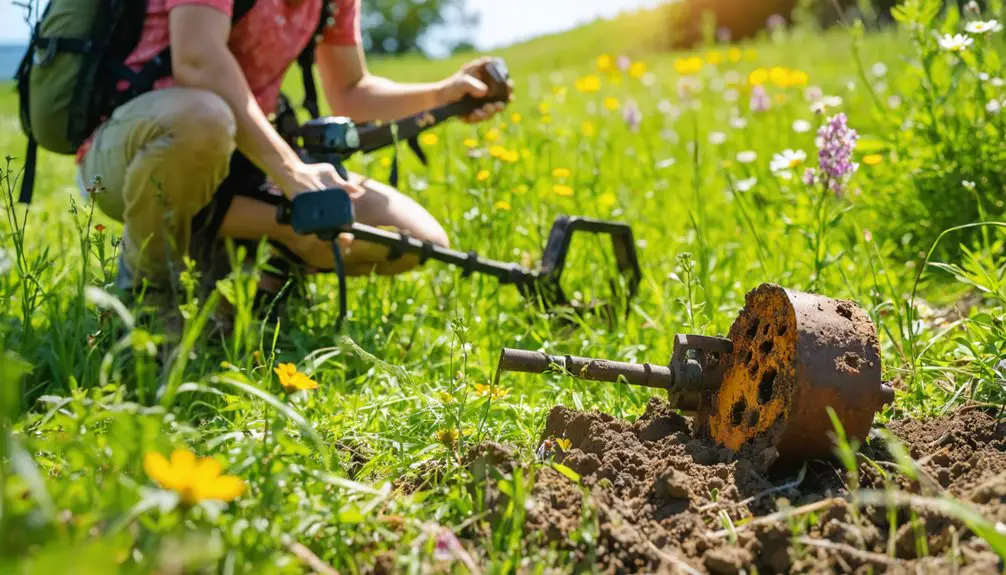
left=497, top=349, right=675, bottom=390
left=697, top=284, right=894, bottom=462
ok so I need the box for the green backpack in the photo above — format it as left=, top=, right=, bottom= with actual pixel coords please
left=13, top=0, right=295, bottom=204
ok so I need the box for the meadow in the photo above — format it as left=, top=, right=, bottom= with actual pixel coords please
left=3, top=1, right=1006, bottom=572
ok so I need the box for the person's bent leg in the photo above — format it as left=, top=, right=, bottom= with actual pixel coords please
left=80, top=87, right=237, bottom=290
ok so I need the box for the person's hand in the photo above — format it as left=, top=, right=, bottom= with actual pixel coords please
left=277, top=161, right=361, bottom=261
left=437, top=56, right=515, bottom=124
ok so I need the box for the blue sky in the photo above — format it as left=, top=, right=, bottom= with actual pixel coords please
left=1, top=0, right=667, bottom=51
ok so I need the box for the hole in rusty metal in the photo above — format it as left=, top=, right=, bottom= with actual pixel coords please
left=744, top=350, right=753, bottom=364
left=762, top=323, right=771, bottom=336
left=707, top=351, right=722, bottom=368
left=746, top=319, right=760, bottom=339
left=778, top=324, right=788, bottom=336
left=760, top=339, right=774, bottom=356
left=731, top=397, right=747, bottom=427
left=758, top=369, right=777, bottom=404
left=844, top=353, right=860, bottom=369
left=746, top=409, right=760, bottom=428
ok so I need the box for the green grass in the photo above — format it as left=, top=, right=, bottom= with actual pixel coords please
left=4, top=1, right=1006, bottom=572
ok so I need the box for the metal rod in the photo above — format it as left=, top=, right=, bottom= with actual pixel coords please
left=497, top=348, right=674, bottom=390
left=347, top=223, right=538, bottom=285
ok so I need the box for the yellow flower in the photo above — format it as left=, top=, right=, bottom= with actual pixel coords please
left=494, top=200, right=512, bottom=211
left=555, top=438, right=572, bottom=451
left=490, top=145, right=508, bottom=158
left=274, top=363, right=319, bottom=392
left=538, top=102, right=551, bottom=115
left=728, top=48, right=742, bottom=62
left=705, top=50, right=723, bottom=65
left=144, top=448, right=246, bottom=505
left=515, top=184, right=529, bottom=194
left=552, top=167, right=571, bottom=178
left=603, top=97, right=620, bottom=111
left=552, top=86, right=567, bottom=98
left=541, top=115, right=553, bottom=125
left=420, top=133, right=438, bottom=146
left=485, top=129, right=500, bottom=142
left=511, top=112, right=522, bottom=124
left=788, top=69, right=809, bottom=86
left=552, top=184, right=574, bottom=197
left=674, top=56, right=704, bottom=75
left=598, top=192, right=617, bottom=209
left=581, top=121, right=596, bottom=137
left=748, top=68, right=769, bottom=86
left=629, top=61, right=647, bottom=79
left=474, top=383, right=509, bottom=400
left=435, top=428, right=459, bottom=446
left=476, top=170, right=490, bottom=182
left=437, top=391, right=455, bottom=404
left=770, top=67, right=790, bottom=88
left=863, top=154, right=884, bottom=166
left=501, top=150, right=519, bottom=163
left=575, top=75, right=602, bottom=93
left=744, top=49, right=758, bottom=61
left=596, top=53, right=613, bottom=72
left=464, top=138, right=478, bottom=149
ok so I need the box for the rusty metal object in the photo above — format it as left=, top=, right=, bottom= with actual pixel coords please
left=495, top=283, right=895, bottom=463
left=695, top=284, right=893, bottom=460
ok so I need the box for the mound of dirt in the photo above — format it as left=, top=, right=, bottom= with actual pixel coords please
left=473, top=399, right=1006, bottom=574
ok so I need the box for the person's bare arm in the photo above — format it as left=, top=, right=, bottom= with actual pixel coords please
left=316, top=44, right=508, bottom=124
left=169, top=5, right=359, bottom=199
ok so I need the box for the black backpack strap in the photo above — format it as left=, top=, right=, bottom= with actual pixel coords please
left=297, top=1, right=331, bottom=120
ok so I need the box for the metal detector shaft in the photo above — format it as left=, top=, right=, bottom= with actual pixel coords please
left=347, top=222, right=538, bottom=285
left=497, top=348, right=674, bottom=390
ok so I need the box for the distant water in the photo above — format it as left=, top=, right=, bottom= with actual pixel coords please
left=0, top=44, right=27, bottom=81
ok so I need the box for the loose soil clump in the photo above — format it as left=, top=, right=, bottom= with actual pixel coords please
left=473, top=398, right=1006, bottom=574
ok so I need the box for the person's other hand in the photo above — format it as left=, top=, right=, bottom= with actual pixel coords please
left=437, top=56, right=514, bottom=124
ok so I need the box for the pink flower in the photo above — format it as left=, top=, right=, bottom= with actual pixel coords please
left=750, top=85, right=771, bottom=112
left=622, top=99, right=643, bottom=132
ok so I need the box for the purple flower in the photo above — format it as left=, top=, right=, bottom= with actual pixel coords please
left=617, top=55, right=631, bottom=72
left=623, top=99, right=643, bottom=132
left=802, top=168, right=818, bottom=186
left=767, top=14, right=787, bottom=29
left=815, top=113, right=859, bottom=195
left=750, top=85, right=771, bottom=112
left=717, top=27, right=732, bottom=43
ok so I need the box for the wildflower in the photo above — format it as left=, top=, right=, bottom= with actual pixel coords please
left=863, top=154, right=884, bottom=166
left=771, top=149, right=808, bottom=176
left=474, top=383, right=508, bottom=399
left=603, top=97, right=620, bottom=111
left=581, top=121, right=596, bottom=137
left=770, top=67, right=791, bottom=87
left=887, top=95, right=902, bottom=109
left=767, top=14, right=787, bottom=29
left=705, top=50, right=723, bottom=65
left=0, top=249, right=10, bottom=276
left=95, top=224, right=106, bottom=233
left=575, top=75, right=601, bottom=93
left=871, top=63, right=888, bottom=78
left=436, top=428, right=459, bottom=447
left=598, top=192, right=617, bottom=209
left=987, top=99, right=1002, bottom=114
left=717, top=27, right=732, bottom=43
left=737, top=151, right=757, bottom=164
left=538, top=102, right=550, bottom=115
left=274, top=363, right=319, bottom=392
left=728, top=48, right=743, bottom=62
left=793, top=119, right=812, bottom=133
left=485, top=128, right=500, bottom=142
left=744, top=49, right=758, bottom=61
left=494, top=200, right=511, bottom=211
left=437, top=391, right=455, bottom=404
left=963, top=180, right=977, bottom=191
left=596, top=54, right=612, bottom=72
left=750, top=85, right=771, bottom=112
left=802, top=168, right=818, bottom=186
left=729, top=115, right=747, bottom=129
left=804, top=86, right=824, bottom=102
left=787, top=69, right=809, bottom=86
left=736, top=177, right=757, bottom=192
left=676, top=77, right=702, bottom=99
left=810, top=95, right=843, bottom=114
left=966, top=20, right=1002, bottom=34
left=552, top=168, right=571, bottom=179
left=617, top=55, right=631, bottom=72
left=815, top=113, right=860, bottom=194
left=144, top=448, right=245, bottom=505
left=541, top=115, right=553, bottom=124
left=674, top=56, right=704, bottom=75
left=939, top=33, right=974, bottom=52
left=622, top=99, right=643, bottom=131
left=629, top=61, right=647, bottom=79
left=748, top=68, right=769, bottom=86
left=724, top=89, right=740, bottom=103
left=966, top=0, right=981, bottom=14
left=510, top=113, right=522, bottom=124
left=708, top=132, right=727, bottom=145
left=420, top=133, right=438, bottom=146
left=464, top=138, right=478, bottom=148
left=552, top=184, right=574, bottom=197
left=476, top=170, right=490, bottom=182
left=555, top=438, right=572, bottom=451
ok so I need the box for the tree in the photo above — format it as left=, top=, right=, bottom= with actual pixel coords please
left=360, top=0, right=480, bottom=56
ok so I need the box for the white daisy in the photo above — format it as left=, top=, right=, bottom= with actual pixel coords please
left=986, top=99, right=1002, bottom=114
left=963, top=180, right=977, bottom=191
left=729, top=116, right=748, bottom=129
left=939, top=33, right=975, bottom=52
left=771, top=149, right=808, bottom=174
left=810, top=95, right=843, bottom=114
left=709, top=132, right=727, bottom=145
left=736, top=177, right=757, bottom=192
left=792, top=119, right=812, bottom=133
left=871, top=63, right=888, bottom=78
left=737, top=151, right=757, bottom=164
left=966, top=20, right=1003, bottom=34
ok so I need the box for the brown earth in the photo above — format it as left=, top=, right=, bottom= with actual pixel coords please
left=470, top=399, right=1006, bottom=574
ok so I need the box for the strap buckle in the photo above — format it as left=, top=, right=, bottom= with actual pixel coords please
left=33, top=37, right=59, bottom=67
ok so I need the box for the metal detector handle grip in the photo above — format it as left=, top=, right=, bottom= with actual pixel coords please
left=354, top=58, right=511, bottom=153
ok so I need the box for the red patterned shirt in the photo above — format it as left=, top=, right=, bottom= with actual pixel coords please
left=77, top=0, right=360, bottom=162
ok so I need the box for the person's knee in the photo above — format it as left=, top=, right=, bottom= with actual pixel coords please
left=163, top=89, right=236, bottom=158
